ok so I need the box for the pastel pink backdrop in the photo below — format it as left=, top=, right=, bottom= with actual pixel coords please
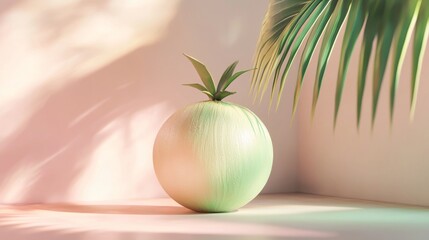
left=0, top=0, right=297, bottom=204
left=2, top=0, right=428, bottom=206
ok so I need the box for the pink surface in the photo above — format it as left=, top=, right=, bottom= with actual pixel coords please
left=0, top=195, right=340, bottom=239
left=1, top=194, right=429, bottom=240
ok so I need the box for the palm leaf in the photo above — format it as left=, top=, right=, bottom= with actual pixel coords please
left=273, top=0, right=328, bottom=109
left=256, top=9, right=309, bottom=103
left=270, top=0, right=323, bottom=83
left=389, top=0, right=421, bottom=123
left=411, top=1, right=429, bottom=120
left=357, top=2, right=379, bottom=127
left=253, top=0, right=429, bottom=128
left=334, top=0, right=365, bottom=127
left=312, top=0, right=350, bottom=118
left=292, top=0, right=337, bottom=120
left=371, top=2, right=396, bottom=127
left=252, top=0, right=310, bottom=95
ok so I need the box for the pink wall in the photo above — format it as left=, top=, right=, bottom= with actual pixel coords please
left=0, top=0, right=297, bottom=204
left=297, top=28, right=429, bottom=206
left=2, top=0, right=426, bottom=206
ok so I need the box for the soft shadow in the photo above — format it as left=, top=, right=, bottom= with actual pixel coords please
left=0, top=44, right=172, bottom=202
left=14, top=204, right=195, bottom=215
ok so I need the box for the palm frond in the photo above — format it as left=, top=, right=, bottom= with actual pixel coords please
left=389, top=1, right=421, bottom=123
left=371, top=2, right=396, bottom=128
left=292, top=0, right=336, bottom=120
left=411, top=0, right=429, bottom=120
left=253, top=0, right=429, bottom=127
left=252, top=0, right=310, bottom=97
left=312, top=0, right=350, bottom=119
left=334, top=0, right=365, bottom=127
left=356, top=2, right=379, bottom=127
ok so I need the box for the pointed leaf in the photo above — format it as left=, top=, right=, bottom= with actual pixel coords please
left=252, top=0, right=310, bottom=96
left=334, top=0, right=365, bottom=127
left=184, top=54, right=216, bottom=94
left=253, top=0, right=429, bottom=127
left=269, top=0, right=324, bottom=105
left=372, top=3, right=397, bottom=127
left=256, top=54, right=278, bottom=102
left=252, top=3, right=304, bottom=93
left=411, top=1, right=429, bottom=120
left=292, top=0, right=337, bottom=120
left=183, top=83, right=208, bottom=92
left=215, top=91, right=236, bottom=101
left=389, top=0, right=421, bottom=122
left=201, top=91, right=214, bottom=100
left=275, top=0, right=330, bottom=110
left=312, top=0, right=351, bottom=117
left=217, top=61, right=238, bottom=94
left=357, top=2, right=379, bottom=128
left=222, top=69, right=255, bottom=91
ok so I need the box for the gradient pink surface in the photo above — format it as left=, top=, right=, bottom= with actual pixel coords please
left=1, top=194, right=429, bottom=240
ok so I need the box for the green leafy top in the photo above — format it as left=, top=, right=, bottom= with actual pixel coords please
left=184, top=54, right=254, bottom=101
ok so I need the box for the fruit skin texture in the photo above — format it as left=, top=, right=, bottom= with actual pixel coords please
left=153, top=101, right=273, bottom=213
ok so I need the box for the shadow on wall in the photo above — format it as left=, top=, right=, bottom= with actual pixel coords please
left=0, top=0, right=183, bottom=203
left=0, top=0, right=270, bottom=203
left=0, top=49, right=172, bottom=203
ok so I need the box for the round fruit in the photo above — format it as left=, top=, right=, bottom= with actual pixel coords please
left=153, top=54, right=273, bottom=212
left=153, top=101, right=273, bottom=212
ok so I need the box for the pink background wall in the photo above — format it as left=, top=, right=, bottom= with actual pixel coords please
left=0, top=0, right=297, bottom=204
left=2, top=0, right=428, bottom=206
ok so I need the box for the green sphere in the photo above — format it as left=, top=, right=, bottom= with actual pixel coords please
left=153, top=101, right=273, bottom=213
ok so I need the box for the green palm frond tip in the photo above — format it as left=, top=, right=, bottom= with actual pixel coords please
left=183, top=54, right=255, bottom=101
left=253, top=0, right=429, bottom=127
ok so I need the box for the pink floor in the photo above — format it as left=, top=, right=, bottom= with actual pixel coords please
left=1, top=194, right=429, bottom=240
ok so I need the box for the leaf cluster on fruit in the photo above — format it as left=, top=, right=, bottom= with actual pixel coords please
left=183, top=54, right=254, bottom=101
